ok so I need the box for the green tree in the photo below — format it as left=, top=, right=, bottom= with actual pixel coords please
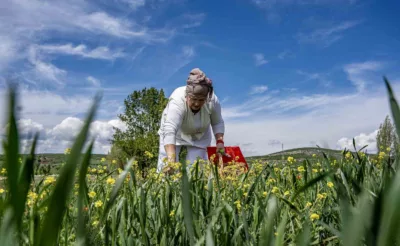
left=376, top=115, right=400, bottom=156
left=110, top=87, right=169, bottom=175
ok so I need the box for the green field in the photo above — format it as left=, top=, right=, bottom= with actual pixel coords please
left=0, top=78, right=399, bottom=245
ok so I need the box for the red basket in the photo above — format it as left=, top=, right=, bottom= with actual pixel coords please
left=207, top=146, right=248, bottom=170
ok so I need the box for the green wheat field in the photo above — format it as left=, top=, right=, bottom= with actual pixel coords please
left=1, top=77, right=400, bottom=245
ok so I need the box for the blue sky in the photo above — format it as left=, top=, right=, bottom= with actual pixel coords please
left=1, top=0, right=400, bottom=156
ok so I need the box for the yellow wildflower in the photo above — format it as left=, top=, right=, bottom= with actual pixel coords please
left=271, top=187, right=279, bottom=194
left=0, top=189, right=4, bottom=194
left=94, top=200, right=103, bottom=208
left=287, top=156, right=295, bottom=164
left=312, top=169, right=318, bottom=173
left=310, top=213, right=320, bottom=221
left=112, top=160, right=117, bottom=164
left=64, top=148, right=71, bottom=155
left=327, top=182, right=334, bottom=188
left=44, top=176, right=56, bottom=185
left=284, top=191, right=290, bottom=196
left=92, top=220, right=99, bottom=226
left=1, top=168, right=6, bottom=174
left=263, top=191, right=267, bottom=197
left=100, top=157, right=106, bottom=162
left=297, top=166, right=305, bottom=172
left=169, top=210, right=175, bottom=217
left=88, top=191, right=96, bottom=198
left=144, top=151, right=154, bottom=159
left=106, top=177, right=115, bottom=185
left=305, top=202, right=312, bottom=208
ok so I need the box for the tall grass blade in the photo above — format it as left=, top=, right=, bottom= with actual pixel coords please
left=75, top=140, right=94, bottom=246
left=3, top=84, right=20, bottom=239
left=292, top=171, right=334, bottom=200
left=37, top=93, right=101, bottom=246
left=181, top=159, right=196, bottom=245
left=102, top=158, right=134, bottom=221
left=258, top=196, right=278, bottom=246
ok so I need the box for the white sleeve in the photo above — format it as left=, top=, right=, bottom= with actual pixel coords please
left=160, top=98, right=185, bottom=145
left=210, top=95, right=225, bottom=135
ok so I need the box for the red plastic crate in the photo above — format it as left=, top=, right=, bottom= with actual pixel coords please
left=207, top=146, right=248, bottom=170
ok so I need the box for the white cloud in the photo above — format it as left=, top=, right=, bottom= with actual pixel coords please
left=344, top=61, right=383, bottom=92
left=182, top=13, right=206, bottom=29
left=336, top=130, right=378, bottom=153
left=182, top=46, right=195, bottom=58
left=118, top=0, right=146, bottom=10
left=26, top=47, right=67, bottom=86
left=297, top=20, right=362, bottom=47
left=254, top=53, right=268, bottom=66
left=219, top=60, right=399, bottom=156
left=37, top=43, right=126, bottom=60
left=87, top=76, right=101, bottom=87
left=250, top=85, right=268, bottom=94
left=297, top=70, right=332, bottom=87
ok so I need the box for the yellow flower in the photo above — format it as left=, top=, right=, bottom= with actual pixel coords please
left=101, top=157, right=106, bottom=162
left=92, top=220, right=99, bottom=226
left=310, top=213, right=320, bottom=221
left=297, top=166, right=305, bottom=172
left=287, top=156, right=295, bottom=164
left=106, top=177, right=115, bottom=185
left=263, top=191, right=267, bottom=197
left=0, top=168, right=6, bottom=174
left=112, top=160, right=117, bottom=164
left=88, top=191, right=96, bottom=198
left=327, top=182, right=334, bottom=188
left=94, top=200, right=103, bottom=208
left=378, top=152, right=386, bottom=160
left=312, top=154, right=316, bottom=157
left=169, top=210, right=175, bottom=217
left=305, top=202, right=312, bottom=208
left=284, top=191, right=290, bottom=196
left=144, top=151, right=154, bottom=159
left=312, top=169, right=318, bottom=173
left=44, top=176, right=56, bottom=185
left=274, top=167, right=280, bottom=172
left=64, top=148, right=71, bottom=155
left=271, top=187, right=279, bottom=194
left=0, top=189, right=4, bottom=194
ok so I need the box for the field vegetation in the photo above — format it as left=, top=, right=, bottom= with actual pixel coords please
left=1, top=77, right=400, bottom=245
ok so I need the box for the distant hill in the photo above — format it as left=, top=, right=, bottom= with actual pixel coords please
left=246, top=147, right=377, bottom=162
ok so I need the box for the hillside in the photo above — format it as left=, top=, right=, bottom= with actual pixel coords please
left=246, top=147, right=378, bottom=162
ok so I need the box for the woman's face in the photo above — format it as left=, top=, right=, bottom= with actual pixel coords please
left=187, top=95, right=207, bottom=111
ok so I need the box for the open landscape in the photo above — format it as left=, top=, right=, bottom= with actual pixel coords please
left=0, top=78, right=400, bottom=245
left=1, top=1, right=399, bottom=245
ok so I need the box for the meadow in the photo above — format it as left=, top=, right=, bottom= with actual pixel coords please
left=1, top=77, right=400, bottom=245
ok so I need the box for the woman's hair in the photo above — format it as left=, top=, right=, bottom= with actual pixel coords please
left=185, top=68, right=213, bottom=100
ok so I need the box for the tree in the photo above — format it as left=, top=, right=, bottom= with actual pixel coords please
left=110, top=87, right=169, bottom=174
left=376, top=115, right=400, bottom=156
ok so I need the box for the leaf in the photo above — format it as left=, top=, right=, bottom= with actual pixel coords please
left=37, top=93, right=101, bottom=246
left=292, top=171, right=334, bottom=200
left=102, top=158, right=134, bottom=221
left=75, top=140, right=94, bottom=246
left=258, top=196, right=278, bottom=246
left=181, top=159, right=196, bottom=245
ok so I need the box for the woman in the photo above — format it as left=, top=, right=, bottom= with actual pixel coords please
left=157, top=68, right=226, bottom=173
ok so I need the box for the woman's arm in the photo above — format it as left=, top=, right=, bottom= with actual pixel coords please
left=210, top=94, right=225, bottom=139
left=161, top=97, right=185, bottom=161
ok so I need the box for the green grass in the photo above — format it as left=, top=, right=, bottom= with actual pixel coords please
left=0, top=76, right=399, bottom=245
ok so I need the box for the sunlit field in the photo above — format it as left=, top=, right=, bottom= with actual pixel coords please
left=1, top=77, right=400, bottom=245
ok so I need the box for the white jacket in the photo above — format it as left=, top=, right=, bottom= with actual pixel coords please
left=158, top=86, right=225, bottom=149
